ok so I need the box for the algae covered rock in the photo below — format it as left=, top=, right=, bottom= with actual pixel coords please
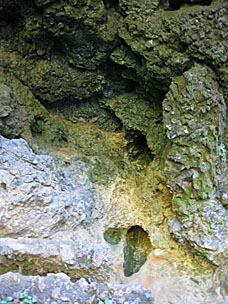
left=110, top=93, right=161, bottom=135
left=0, top=83, right=23, bottom=138
left=13, top=55, right=105, bottom=104
left=114, top=0, right=228, bottom=100
left=57, top=97, right=122, bottom=132
left=119, top=0, right=167, bottom=15
left=163, top=63, right=228, bottom=264
left=106, top=92, right=167, bottom=156
left=0, top=70, right=69, bottom=144
left=42, top=0, right=120, bottom=70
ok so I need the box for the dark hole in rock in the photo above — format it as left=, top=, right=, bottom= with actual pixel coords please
left=125, top=131, right=154, bottom=162
left=1, top=182, right=7, bottom=191
left=169, top=0, right=212, bottom=10
left=30, top=116, right=45, bottom=137
left=124, top=226, right=152, bottom=277
left=104, top=228, right=122, bottom=245
left=103, top=0, right=119, bottom=9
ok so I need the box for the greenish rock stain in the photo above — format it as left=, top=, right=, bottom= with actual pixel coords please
left=123, top=226, right=152, bottom=277
left=104, top=228, right=122, bottom=245
left=164, top=64, right=228, bottom=264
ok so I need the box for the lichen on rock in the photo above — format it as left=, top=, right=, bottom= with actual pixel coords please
left=0, top=0, right=228, bottom=302
left=163, top=63, right=228, bottom=264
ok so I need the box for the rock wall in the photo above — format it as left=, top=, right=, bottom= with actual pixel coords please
left=164, top=64, right=228, bottom=264
left=0, top=0, right=228, bottom=302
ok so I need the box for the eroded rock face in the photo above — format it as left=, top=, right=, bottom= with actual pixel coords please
left=0, top=70, right=69, bottom=144
left=0, top=272, right=155, bottom=304
left=115, top=0, right=228, bottom=98
left=0, top=238, right=111, bottom=282
left=163, top=64, right=228, bottom=264
left=0, top=135, right=101, bottom=238
left=0, top=0, right=228, bottom=301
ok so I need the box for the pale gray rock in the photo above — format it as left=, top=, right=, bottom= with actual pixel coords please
left=0, top=135, right=101, bottom=238
left=0, top=238, right=111, bottom=282
left=0, top=272, right=155, bottom=304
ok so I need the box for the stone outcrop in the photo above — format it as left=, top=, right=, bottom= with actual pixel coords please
left=163, top=64, right=228, bottom=264
left=0, top=0, right=228, bottom=302
left=0, top=135, right=101, bottom=239
left=0, top=238, right=111, bottom=282
left=0, top=70, right=69, bottom=144
left=0, top=272, right=155, bottom=304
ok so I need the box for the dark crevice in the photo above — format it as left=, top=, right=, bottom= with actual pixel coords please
left=125, top=131, right=154, bottom=162
left=100, top=59, right=139, bottom=96
left=30, top=116, right=46, bottom=137
left=120, top=37, right=144, bottom=69
left=123, top=226, right=152, bottom=277
left=169, top=0, right=212, bottom=11
left=190, top=55, right=219, bottom=79
left=103, top=0, right=119, bottom=9
left=0, top=1, right=38, bottom=24
left=1, top=182, right=7, bottom=191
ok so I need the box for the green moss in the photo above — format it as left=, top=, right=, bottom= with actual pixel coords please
left=103, top=228, right=122, bottom=245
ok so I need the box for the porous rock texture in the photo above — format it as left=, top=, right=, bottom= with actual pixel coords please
left=0, top=238, right=111, bottom=282
left=0, top=0, right=228, bottom=302
left=0, top=135, right=100, bottom=238
left=164, top=64, right=228, bottom=264
left=0, top=272, right=155, bottom=304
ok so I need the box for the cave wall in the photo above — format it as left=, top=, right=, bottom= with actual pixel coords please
left=0, top=0, right=228, bottom=280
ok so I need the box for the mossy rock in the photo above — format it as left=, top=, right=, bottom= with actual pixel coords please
left=104, top=228, right=122, bottom=245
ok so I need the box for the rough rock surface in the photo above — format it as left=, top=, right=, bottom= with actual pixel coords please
left=0, top=0, right=228, bottom=302
left=163, top=64, right=228, bottom=264
left=0, top=238, right=111, bottom=282
left=0, top=272, right=155, bottom=304
left=115, top=0, right=228, bottom=98
left=0, top=70, right=69, bottom=144
left=0, top=135, right=101, bottom=238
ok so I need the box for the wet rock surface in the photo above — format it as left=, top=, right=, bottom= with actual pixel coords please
left=124, top=226, right=152, bottom=277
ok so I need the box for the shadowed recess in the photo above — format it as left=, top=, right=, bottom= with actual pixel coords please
left=123, top=226, right=152, bottom=277
left=169, top=0, right=212, bottom=10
